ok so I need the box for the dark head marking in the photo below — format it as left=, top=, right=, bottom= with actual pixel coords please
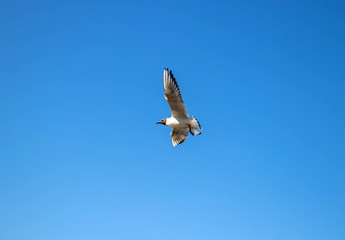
left=156, top=118, right=167, bottom=125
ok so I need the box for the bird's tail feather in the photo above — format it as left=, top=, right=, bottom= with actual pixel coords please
left=191, top=116, right=202, bottom=130
left=191, top=129, right=202, bottom=136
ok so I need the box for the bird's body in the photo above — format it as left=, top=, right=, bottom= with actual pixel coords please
left=156, top=68, right=202, bottom=146
left=166, top=116, right=200, bottom=133
left=165, top=116, right=190, bottom=128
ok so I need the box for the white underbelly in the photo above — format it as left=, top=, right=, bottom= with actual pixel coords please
left=166, top=117, right=190, bottom=128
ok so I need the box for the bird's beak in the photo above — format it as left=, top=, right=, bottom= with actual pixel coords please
left=156, top=121, right=162, bottom=124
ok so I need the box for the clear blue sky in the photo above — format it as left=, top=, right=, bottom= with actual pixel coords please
left=1, top=0, right=345, bottom=239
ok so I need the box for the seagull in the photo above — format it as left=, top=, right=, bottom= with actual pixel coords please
left=156, top=68, right=202, bottom=147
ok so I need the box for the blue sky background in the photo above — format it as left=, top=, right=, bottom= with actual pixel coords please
left=1, top=0, right=345, bottom=239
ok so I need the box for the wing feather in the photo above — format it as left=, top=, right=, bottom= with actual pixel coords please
left=170, top=128, right=190, bottom=147
left=163, top=68, right=188, bottom=118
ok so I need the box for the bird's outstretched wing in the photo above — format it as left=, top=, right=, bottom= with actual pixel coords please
left=170, top=128, right=190, bottom=147
left=163, top=68, right=189, bottom=118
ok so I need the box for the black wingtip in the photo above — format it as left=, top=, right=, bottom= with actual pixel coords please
left=164, top=68, right=176, bottom=81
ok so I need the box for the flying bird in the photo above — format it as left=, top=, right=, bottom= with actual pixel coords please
left=156, top=68, right=202, bottom=147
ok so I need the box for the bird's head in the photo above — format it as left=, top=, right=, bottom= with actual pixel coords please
left=156, top=118, right=167, bottom=125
